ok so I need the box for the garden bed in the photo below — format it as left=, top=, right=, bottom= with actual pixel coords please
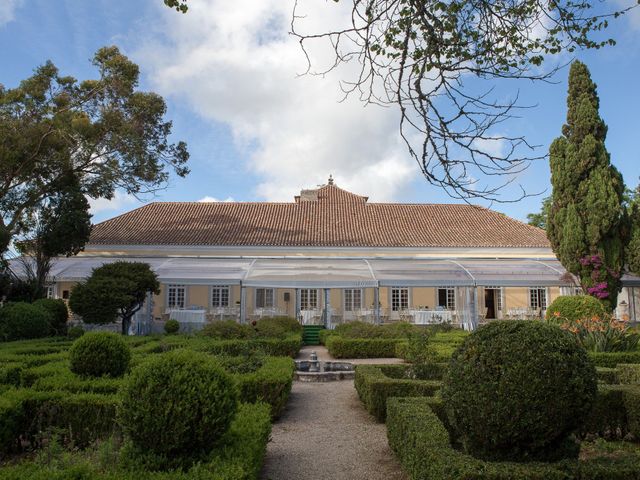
left=355, top=364, right=443, bottom=421
left=387, top=397, right=640, bottom=480
left=0, top=402, right=272, bottom=480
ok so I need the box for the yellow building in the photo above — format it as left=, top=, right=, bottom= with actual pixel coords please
left=39, top=179, right=640, bottom=331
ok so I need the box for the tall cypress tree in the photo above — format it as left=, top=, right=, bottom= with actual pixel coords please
left=548, top=61, right=627, bottom=310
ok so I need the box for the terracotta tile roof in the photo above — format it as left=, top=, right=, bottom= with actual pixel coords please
left=89, top=184, right=550, bottom=248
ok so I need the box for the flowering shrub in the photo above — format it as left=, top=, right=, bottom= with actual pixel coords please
left=554, top=311, right=639, bottom=352
left=578, top=254, right=621, bottom=301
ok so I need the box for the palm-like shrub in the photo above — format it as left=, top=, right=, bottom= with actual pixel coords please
left=557, top=313, right=639, bottom=352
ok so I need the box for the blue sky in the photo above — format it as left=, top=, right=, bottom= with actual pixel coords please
left=1, top=0, right=639, bottom=224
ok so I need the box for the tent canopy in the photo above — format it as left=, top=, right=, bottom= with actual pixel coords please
left=11, top=255, right=639, bottom=288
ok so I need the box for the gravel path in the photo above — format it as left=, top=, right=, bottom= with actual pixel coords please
left=260, top=380, right=408, bottom=480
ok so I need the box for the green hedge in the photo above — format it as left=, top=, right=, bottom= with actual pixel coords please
left=0, top=402, right=272, bottom=480
left=318, top=329, right=337, bottom=345
left=195, top=335, right=302, bottom=358
left=0, top=389, right=119, bottom=452
left=588, top=351, right=640, bottom=368
left=617, top=364, right=640, bottom=385
left=387, top=397, right=640, bottom=480
left=233, top=357, right=295, bottom=419
left=326, top=336, right=402, bottom=358
left=354, top=364, right=441, bottom=421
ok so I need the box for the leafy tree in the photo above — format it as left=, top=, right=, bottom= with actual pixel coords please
left=0, top=46, right=189, bottom=254
left=548, top=61, right=627, bottom=309
left=164, top=0, right=188, bottom=12
left=14, top=175, right=92, bottom=301
left=292, top=1, right=637, bottom=201
left=69, top=262, right=160, bottom=335
left=628, top=183, right=640, bottom=276
left=527, top=196, right=551, bottom=229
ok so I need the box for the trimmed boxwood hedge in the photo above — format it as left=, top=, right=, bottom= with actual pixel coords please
left=354, top=364, right=442, bottom=421
left=387, top=397, right=640, bottom=480
left=0, top=389, right=119, bottom=452
left=588, top=351, right=640, bottom=368
left=233, top=356, right=295, bottom=419
left=0, top=402, right=272, bottom=480
left=326, top=336, right=403, bottom=358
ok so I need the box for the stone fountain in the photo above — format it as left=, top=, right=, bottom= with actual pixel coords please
left=294, top=350, right=355, bottom=382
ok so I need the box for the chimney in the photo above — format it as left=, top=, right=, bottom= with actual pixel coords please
left=299, top=189, right=319, bottom=202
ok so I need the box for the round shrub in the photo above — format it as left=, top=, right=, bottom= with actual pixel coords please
left=67, top=325, right=85, bottom=339
left=0, top=302, right=52, bottom=341
left=441, top=321, right=597, bottom=461
left=546, top=295, right=607, bottom=324
left=118, top=349, right=238, bottom=462
left=69, top=332, right=131, bottom=377
left=200, top=319, right=254, bottom=339
left=164, top=319, right=180, bottom=334
left=33, top=298, right=69, bottom=335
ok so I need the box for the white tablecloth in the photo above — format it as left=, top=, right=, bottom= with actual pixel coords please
left=409, top=310, right=453, bottom=325
left=300, top=309, right=323, bottom=325
left=169, top=309, right=206, bottom=323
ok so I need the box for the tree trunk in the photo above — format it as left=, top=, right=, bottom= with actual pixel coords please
left=121, top=315, right=131, bottom=336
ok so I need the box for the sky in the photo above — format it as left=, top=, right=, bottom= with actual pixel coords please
left=1, top=0, right=639, bottom=224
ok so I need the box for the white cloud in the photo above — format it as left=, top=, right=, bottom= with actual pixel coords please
left=136, top=0, right=415, bottom=202
left=0, top=0, right=21, bottom=27
left=615, top=0, right=640, bottom=30
left=198, top=196, right=235, bottom=203
left=88, top=191, right=137, bottom=215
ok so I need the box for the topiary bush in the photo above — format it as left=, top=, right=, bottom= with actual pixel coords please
left=118, top=349, right=238, bottom=467
left=164, top=319, right=180, bottom=334
left=69, top=332, right=131, bottom=377
left=0, top=302, right=52, bottom=341
left=546, top=295, right=607, bottom=323
left=200, top=319, right=255, bottom=339
left=33, top=298, right=68, bottom=335
left=442, top=321, right=597, bottom=462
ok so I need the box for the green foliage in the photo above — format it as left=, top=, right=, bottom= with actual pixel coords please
left=231, top=356, right=295, bottom=418
left=334, top=321, right=416, bottom=339
left=386, top=397, right=640, bottom=480
left=69, top=262, right=160, bottom=334
left=589, top=351, right=640, bottom=368
left=0, top=302, right=52, bottom=341
left=69, top=332, right=131, bottom=378
left=200, top=320, right=255, bottom=339
left=0, top=46, right=188, bottom=252
left=527, top=196, right=551, bottom=229
left=628, top=184, right=640, bottom=276
left=325, top=336, right=403, bottom=358
left=355, top=364, right=442, bottom=421
left=442, top=321, right=597, bottom=461
left=546, top=295, right=607, bottom=323
left=163, top=319, right=179, bottom=335
left=0, top=402, right=271, bottom=480
left=118, top=349, right=238, bottom=467
left=196, top=335, right=302, bottom=358
left=67, top=326, right=84, bottom=339
left=548, top=61, right=627, bottom=308
left=254, top=316, right=302, bottom=338
left=0, top=389, right=119, bottom=453
left=33, top=299, right=68, bottom=336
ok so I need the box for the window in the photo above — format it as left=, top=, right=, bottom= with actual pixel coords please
left=300, top=289, right=318, bottom=310
left=256, top=288, right=275, bottom=308
left=167, top=285, right=186, bottom=309
left=344, top=289, right=362, bottom=311
left=45, top=285, right=55, bottom=299
left=437, top=287, right=456, bottom=310
left=391, top=288, right=409, bottom=311
left=529, top=287, right=547, bottom=310
left=211, top=286, right=230, bottom=308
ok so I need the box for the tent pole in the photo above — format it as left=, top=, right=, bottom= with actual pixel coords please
left=240, top=286, right=247, bottom=324
left=295, top=288, right=301, bottom=323
left=374, top=287, right=381, bottom=325
left=324, top=288, right=330, bottom=328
